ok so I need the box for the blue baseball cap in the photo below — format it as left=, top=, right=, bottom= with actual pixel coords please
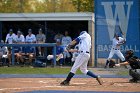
left=17, top=31, right=22, bottom=34
left=1, top=40, right=4, bottom=43
left=28, top=29, right=32, bottom=33
left=56, top=39, right=61, bottom=43
left=9, top=29, right=13, bottom=32
left=39, top=28, right=42, bottom=32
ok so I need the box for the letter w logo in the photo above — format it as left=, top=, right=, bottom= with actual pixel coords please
left=101, top=1, right=133, bottom=40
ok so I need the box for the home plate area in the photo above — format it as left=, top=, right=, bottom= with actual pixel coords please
left=0, top=78, right=140, bottom=93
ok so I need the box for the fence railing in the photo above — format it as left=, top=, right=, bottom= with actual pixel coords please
left=0, top=43, right=56, bottom=66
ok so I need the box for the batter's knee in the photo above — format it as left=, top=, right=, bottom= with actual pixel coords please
left=121, top=58, right=125, bottom=62
left=80, top=68, right=88, bottom=74
left=107, top=58, right=111, bottom=61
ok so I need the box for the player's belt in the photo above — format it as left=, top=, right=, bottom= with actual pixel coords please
left=113, top=48, right=119, bottom=50
left=80, top=51, right=89, bottom=53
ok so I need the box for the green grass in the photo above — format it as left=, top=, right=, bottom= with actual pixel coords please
left=0, top=67, right=82, bottom=74
left=117, top=70, right=129, bottom=76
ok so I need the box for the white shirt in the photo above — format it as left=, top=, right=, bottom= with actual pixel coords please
left=78, top=32, right=91, bottom=52
left=36, top=34, right=46, bottom=43
left=14, top=35, right=25, bottom=43
left=5, top=33, right=16, bottom=44
left=61, top=36, right=72, bottom=46
left=0, top=46, right=8, bottom=55
left=112, top=37, right=124, bottom=49
left=25, top=34, right=36, bottom=43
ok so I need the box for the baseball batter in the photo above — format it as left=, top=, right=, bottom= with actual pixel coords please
left=60, top=31, right=103, bottom=85
left=104, top=34, right=126, bottom=68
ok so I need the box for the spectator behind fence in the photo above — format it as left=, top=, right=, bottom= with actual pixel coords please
left=5, top=29, right=16, bottom=65
left=14, top=31, right=25, bottom=66
left=5, top=29, right=16, bottom=44
left=25, top=29, right=36, bottom=43
left=47, top=39, right=64, bottom=66
left=14, top=31, right=25, bottom=44
left=22, top=46, right=36, bottom=66
left=54, top=31, right=63, bottom=42
left=61, top=31, right=72, bottom=62
left=23, top=29, right=36, bottom=65
left=36, top=28, right=46, bottom=56
left=0, top=40, right=8, bottom=66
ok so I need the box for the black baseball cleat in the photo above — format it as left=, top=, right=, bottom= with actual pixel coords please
left=60, top=80, right=70, bottom=86
left=104, top=60, right=110, bottom=69
left=129, top=79, right=138, bottom=83
left=96, top=76, right=103, bottom=85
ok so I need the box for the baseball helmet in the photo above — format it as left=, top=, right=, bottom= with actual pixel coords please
left=80, top=31, right=86, bottom=35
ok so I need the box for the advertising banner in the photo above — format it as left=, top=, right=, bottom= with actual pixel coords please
left=95, top=0, right=140, bottom=58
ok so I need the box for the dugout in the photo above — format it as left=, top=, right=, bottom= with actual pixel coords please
left=0, top=12, right=95, bottom=66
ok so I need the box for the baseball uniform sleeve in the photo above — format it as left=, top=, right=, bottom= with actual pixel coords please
left=5, top=34, right=9, bottom=43
left=78, top=33, right=87, bottom=40
left=21, top=35, right=25, bottom=42
left=43, top=34, right=46, bottom=43
left=25, top=36, right=28, bottom=42
left=75, top=33, right=86, bottom=43
left=69, top=37, right=72, bottom=43
left=33, top=34, right=36, bottom=42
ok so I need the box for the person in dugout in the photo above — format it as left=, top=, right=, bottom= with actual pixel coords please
left=5, top=29, right=16, bottom=65
left=47, top=39, right=64, bottom=66
left=13, top=31, right=25, bottom=66
left=115, top=50, right=140, bottom=83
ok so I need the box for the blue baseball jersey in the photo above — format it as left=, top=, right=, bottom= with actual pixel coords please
left=53, top=45, right=64, bottom=55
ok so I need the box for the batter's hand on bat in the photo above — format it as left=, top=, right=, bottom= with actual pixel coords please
left=66, top=44, right=73, bottom=51
left=68, top=49, right=78, bottom=52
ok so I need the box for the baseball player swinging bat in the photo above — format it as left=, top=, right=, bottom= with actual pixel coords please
left=60, top=31, right=103, bottom=86
left=104, top=25, right=126, bottom=68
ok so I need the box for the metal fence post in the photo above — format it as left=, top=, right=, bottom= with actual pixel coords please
left=0, top=21, right=2, bottom=42
left=12, top=46, right=15, bottom=65
left=53, top=45, right=56, bottom=66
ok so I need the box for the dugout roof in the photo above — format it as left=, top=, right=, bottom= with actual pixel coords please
left=0, top=12, right=94, bottom=22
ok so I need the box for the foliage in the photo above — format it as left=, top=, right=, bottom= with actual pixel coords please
left=71, top=0, right=94, bottom=12
left=0, top=0, right=94, bottom=13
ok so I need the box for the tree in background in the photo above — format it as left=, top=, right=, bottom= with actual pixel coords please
left=71, top=0, right=94, bottom=12
left=0, top=0, right=94, bottom=13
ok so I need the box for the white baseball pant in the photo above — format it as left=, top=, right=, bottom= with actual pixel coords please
left=70, top=52, right=90, bottom=74
left=108, top=48, right=125, bottom=61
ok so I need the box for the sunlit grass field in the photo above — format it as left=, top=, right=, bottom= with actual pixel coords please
left=0, top=67, right=82, bottom=74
